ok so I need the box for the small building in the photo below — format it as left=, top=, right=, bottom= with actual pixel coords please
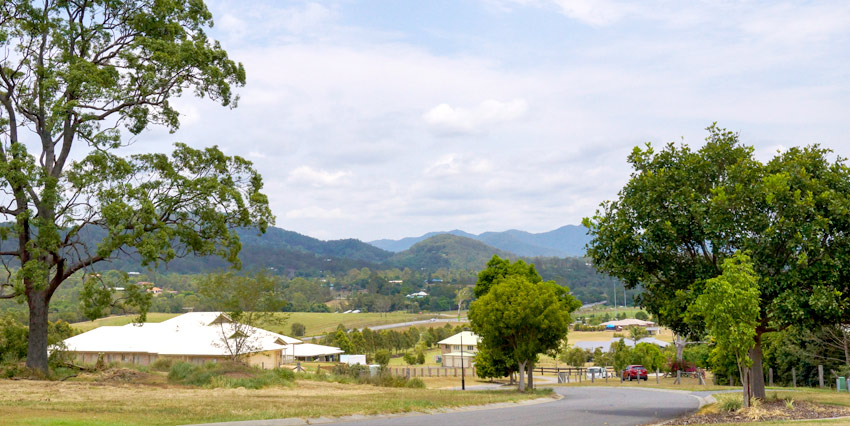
left=406, top=291, right=428, bottom=299
left=437, top=331, right=479, bottom=368
left=599, top=319, right=655, bottom=329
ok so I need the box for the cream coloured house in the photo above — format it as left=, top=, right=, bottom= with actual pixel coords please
left=62, top=312, right=341, bottom=369
left=437, top=331, right=480, bottom=368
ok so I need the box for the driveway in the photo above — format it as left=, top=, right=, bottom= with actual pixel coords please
left=198, top=386, right=701, bottom=426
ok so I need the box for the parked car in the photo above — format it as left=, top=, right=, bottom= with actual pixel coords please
left=585, top=366, right=609, bottom=379
left=621, top=365, right=648, bottom=381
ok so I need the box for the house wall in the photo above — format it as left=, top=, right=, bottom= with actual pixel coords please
left=443, top=355, right=473, bottom=368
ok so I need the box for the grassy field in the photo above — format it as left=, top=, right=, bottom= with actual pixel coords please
left=71, top=312, right=437, bottom=336
left=70, top=313, right=179, bottom=332
left=576, top=306, right=645, bottom=317
left=0, top=378, right=549, bottom=426
left=387, top=348, right=444, bottom=366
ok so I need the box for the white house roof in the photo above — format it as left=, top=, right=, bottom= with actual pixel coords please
left=437, top=331, right=480, bottom=346
left=283, top=343, right=344, bottom=357
left=599, top=319, right=655, bottom=327
left=63, top=312, right=301, bottom=357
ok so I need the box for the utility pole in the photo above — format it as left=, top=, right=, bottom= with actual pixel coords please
left=460, top=332, right=466, bottom=390
left=613, top=286, right=617, bottom=316
left=624, top=288, right=627, bottom=308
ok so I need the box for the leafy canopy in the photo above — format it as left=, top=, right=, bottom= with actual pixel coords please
left=584, top=125, right=850, bottom=339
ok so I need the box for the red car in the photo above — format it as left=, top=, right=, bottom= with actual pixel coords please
left=621, top=365, right=648, bottom=381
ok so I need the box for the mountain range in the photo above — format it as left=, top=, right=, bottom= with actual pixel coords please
left=369, top=225, right=590, bottom=257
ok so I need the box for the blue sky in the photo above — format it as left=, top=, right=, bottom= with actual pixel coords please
left=141, top=0, right=850, bottom=241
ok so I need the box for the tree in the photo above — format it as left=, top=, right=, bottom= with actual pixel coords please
left=628, top=326, right=649, bottom=341
left=0, top=1, right=269, bottom=372
left=334, top=329, right=352, bottom=354
left=560, top=346, right=588, bottom=368
left=373, top=349, right=390, bottom=367
left=584, top=125, right=850, bottom=398
left=290, top=322, right=306, bottom=338
left=632, top=343, right=665, bottom=372
left=690, top=252, right=760, bottom=407
left=635, top=311, right=649, bottom=321
left=198, top=271, right=287, bottom=360
left=469, top=275, right=580, bottom=391
left=455, top=286, right=473, bottom=320
left=474, top=255, right=541, bottom=298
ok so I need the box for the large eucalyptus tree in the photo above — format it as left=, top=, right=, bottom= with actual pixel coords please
left=584, top=125, right=850, bottom=398
left=0, top=0, right=272, bottom=372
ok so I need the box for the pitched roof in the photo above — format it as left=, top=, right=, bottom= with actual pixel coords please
left=599, top=319, right=655, bottom=327
left=437, top=331, right=480, bottom=346
left=283, top=343, right=345, bottom=357
left=63, top=312, right=302, bottom=357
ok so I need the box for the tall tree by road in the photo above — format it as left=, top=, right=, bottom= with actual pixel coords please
left=584, top=125, right=850, bottom=398
left=0, top=0, right=271, bottom=372
left=469, top=268, right=580, bottom=391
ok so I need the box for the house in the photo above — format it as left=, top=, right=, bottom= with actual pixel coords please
left=61, top=312, right=340, bottom=369
left=572, top=337, right=670, bottom=352
left=599, top=319, right=655, bottom=330
left=437, top=331, right=479, bottom=368
left=406, top=291, right=428, bottom=299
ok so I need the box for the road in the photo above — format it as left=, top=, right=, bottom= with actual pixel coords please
left=200, top=386, right=702, bottom=426
left=330, top=387, right=700, bottom=426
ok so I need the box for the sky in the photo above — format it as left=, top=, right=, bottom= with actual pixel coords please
left=137, top=0, right=850, bottom=241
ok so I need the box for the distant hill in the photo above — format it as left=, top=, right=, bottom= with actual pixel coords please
left=369, top=230, right=477, bottom=253
left=387, top=234, right=515, bottom=270
left=369, top=225, right=591, bottom=257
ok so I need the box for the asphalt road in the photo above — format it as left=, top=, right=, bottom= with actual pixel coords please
left=328, top=387, right=700, bottom=426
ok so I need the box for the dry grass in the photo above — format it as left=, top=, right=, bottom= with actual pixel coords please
left=0, top=378, right=547, bottom=426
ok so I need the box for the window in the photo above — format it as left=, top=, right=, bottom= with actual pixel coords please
left=453, top=345, right=460, bottom=350
left=467, top=346, right=474, bottom=351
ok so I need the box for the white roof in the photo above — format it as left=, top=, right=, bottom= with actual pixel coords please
left=571, top=337, right=670, bottom=352
left=437, top=331, right=480, bottom=346
left=63, top=312, right=301, bottom=357
left=599, top=319, right=655, bottom=327
left=284, top=343, right=344, bottom=357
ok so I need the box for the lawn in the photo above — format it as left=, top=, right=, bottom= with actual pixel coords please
left=387, top=348, right=444, bottom=366
left=70, top=311, right=436, bottom=337
left=0, top=378, right=549, bottom=426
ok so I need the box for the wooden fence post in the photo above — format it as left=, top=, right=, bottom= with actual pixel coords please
left=656, top=369, right=659, bottom=384
left=769, top=368, right=774, bottom=387
left=792, top=368, right=797, bottom=388
left=676, top=370, right=681, bottom=385
left=819, top=365, right=824, bottom=388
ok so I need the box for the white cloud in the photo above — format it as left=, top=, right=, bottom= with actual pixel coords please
left=285, top=206, right=346, bottom=219
left=424, top=154, right=493, bottom=177
left=287, top=166, right=351, bottom=187
left=423, top=99, right=528, bottom=135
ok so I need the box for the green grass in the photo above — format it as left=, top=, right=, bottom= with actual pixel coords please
left=70, top=313, right=179, bottom=332
left=388, top=348, right=444, bottom=366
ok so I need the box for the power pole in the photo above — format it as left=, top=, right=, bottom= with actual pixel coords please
left=460, top=332, right=466, bottom=390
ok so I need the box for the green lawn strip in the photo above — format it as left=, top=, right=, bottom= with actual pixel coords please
left=70, top=313, right=179, bottom=332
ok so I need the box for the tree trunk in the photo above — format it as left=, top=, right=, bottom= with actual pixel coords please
left=674, top=334, right=685, bottom=362
left=749, top=333, right=766, bottom=399
left=26, top=289, right=50, bottom=373
left=518, top=360, right=527, bottom=392
left=741, top=367, right=751, bottom=408
left=527, top=361, right=534, bottom=390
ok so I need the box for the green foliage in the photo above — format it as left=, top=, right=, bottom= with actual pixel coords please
left=475, top=255, right=542, bottom=298
left=474, top=347, right=516, bottom=379
left=716, top=394, right=743, bottom=412
left=470, top=266, right=581, bottom=390
left=560, top=346, right=589, bottom=368
left=632, top=343, right=665, bottom=372
left=691, top=252, right=761, bottom=369
left=0, top=314, right=28, bottom=361
left=167, top=361, right=294, bottom=389
left=402, top=352, right=418, bottom=365
left=585, top=124, right=850, bottom=341
left=290, top=322, right=306, bottom=337
left=635, top=311, right=649, bottom=321
left=374, top=350, right=391, bottom=367
left=150, top=358, right=174, bottom=372
left=0, top=0, right=274, bottom=371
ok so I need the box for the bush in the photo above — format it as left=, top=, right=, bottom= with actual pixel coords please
left=151, top=358, right=174, bottom=372
left=406, top=377, right=425, bottom=388
left=716, top=394, right=742, bottom=412
left=167, top=361, right=293, bottom=389
left=291, top=322, right=306, bottom=337
left=403, top=352, right=418, bottom=365
left=635, top=311, right=649, bottom=321
left=374, top=349, right=390, bottom=366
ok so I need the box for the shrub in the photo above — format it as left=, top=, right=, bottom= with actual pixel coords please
left=406, top=378, right=425, bottom=388
left=291, top=322, right=306, bottom=337
left=374, top=350, right=390, bottom=366
left=403, top=352, right=417, bottom=365
left=151, top=358, right=174, bottom=372
left=168, top=361, right=294, bottom=389
left=716, top=394, right=742, bottom=412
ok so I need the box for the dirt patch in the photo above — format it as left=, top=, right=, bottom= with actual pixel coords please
left=669, top=400, right=850, bottom=424
left=97, top=368, right=149, bottom=383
